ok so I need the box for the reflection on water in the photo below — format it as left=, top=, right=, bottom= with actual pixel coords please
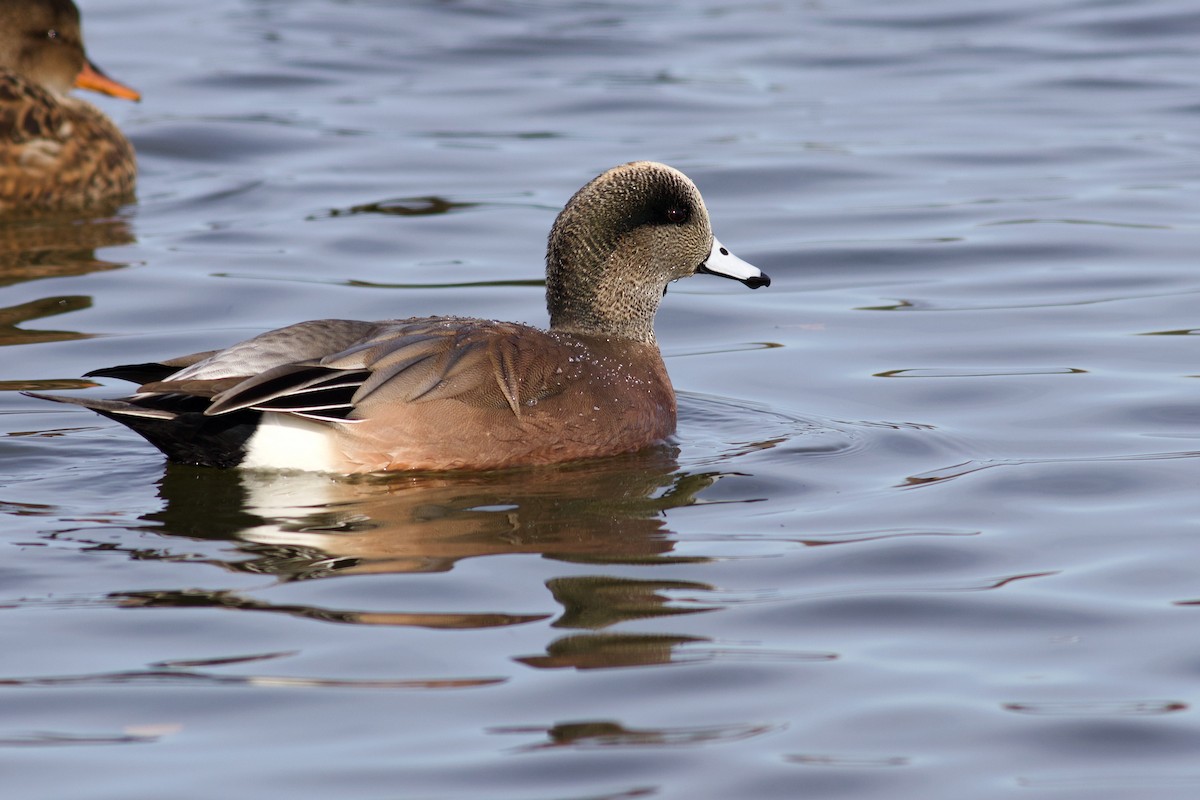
left=0, top=730, right=170, bottom=747
left=0, top=296, right=94, bottom=349
left=547, top=575, right=718, bottom=628
left=1003, top=700, right=1188, bottom=717
left=0, top=664, right=503, bottom=691
left=0, top=213, right=133, bottom=288
left=316, top=194, right=480, bottom=218
left=492, top=719, right=781, bottom=750
left=516, top=633, right=708, bottom=670
left=0, top=212, right=134, bottom=354
left=71, top=434, right=842, bottom=671
left=109, top=448, right=739, bottom=660
left=145, top=447, right=717, bottom=578
left=112, top=588, right=550, bottom=630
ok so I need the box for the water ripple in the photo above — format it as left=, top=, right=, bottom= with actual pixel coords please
left=904, top=449, right=1200, bottom=488
left=1004, top=700, right=1188, bottom=717
left=491, top=720, right=783, bottom=751
left=0, top=668, right=503, bottom=691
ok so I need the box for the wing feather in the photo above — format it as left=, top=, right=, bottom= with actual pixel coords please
left=81, top=317, right=583, bottom=427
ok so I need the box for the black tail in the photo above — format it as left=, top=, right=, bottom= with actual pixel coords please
left=84, top=362, right=183, bottom=384
left=25, top=391, right=259, bottom=469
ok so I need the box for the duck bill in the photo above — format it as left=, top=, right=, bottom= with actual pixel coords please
left=697, top=236, right=770, bottom=289
left=75, top=58, right=141, bottom=102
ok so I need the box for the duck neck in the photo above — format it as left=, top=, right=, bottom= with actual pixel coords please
left=547, top=259, right=661, bottom=345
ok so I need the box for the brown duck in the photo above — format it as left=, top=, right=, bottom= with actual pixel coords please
left=0, top=0, right=140, bottom=213
left=28, top=162, right=771, bottom=473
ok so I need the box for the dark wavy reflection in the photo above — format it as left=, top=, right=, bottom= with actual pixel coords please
left=515, top=631, right=838, bottom=671
left=142, top=447, right=719, bottom=579
left=547, top=575, right=718, bottom=629
left=314, top=195, right=479, bottom=219
left=515, top=633, right=710, bottom=670
left=110, top=588, right=549, bottom=630
left=0, top=213, right=133, bottom=354
left=0, top=213, right=133, bottom=288
left=0, top=668, right=502, bottom=691
left=491, top=719, right=780, bottom=750
left=0, top=296, right=95, bottom=350
left=103, top=449, right=736, bottom=636
left=0, top=731, right=161, bottom=747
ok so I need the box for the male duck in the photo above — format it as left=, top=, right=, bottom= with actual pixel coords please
left=0, top=0, right=140, bottom=212
left=28, top=162, right=770, bottom=472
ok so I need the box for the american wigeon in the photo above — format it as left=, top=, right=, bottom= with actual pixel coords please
left=28, top=161, right=770, bottom=472
left=0, top=0, right=140, bottom=213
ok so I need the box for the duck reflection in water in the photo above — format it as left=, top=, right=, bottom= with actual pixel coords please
left=0, top=214, right=134, bottom=287
left=115, top=447, right=737, bottom=668
left=145, top=445, right=714, bottom=575
left=0, top=214, right=134, bottom=359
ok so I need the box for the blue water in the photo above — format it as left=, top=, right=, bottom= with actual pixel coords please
left=3, top=1, right=1200, bottom=797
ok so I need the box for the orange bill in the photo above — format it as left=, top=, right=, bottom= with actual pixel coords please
left=75, top=59, right=141, bottom=102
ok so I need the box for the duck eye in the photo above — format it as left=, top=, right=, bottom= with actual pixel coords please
left=664, top=206, right=688, bottom=224
left=47, top=29, right=58, bottom=40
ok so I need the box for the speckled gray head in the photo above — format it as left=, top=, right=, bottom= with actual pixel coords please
left=546, top=161, right=769, bottom=343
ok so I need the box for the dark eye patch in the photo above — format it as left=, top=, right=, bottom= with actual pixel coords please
left=664, top=205, right=689, bottom=224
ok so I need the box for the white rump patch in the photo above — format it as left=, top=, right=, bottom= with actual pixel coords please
left=242, top=413, right=343, bottom=472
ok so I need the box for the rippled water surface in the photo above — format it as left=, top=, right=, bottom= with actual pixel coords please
left=3, top=1, right=1200, bottom=797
